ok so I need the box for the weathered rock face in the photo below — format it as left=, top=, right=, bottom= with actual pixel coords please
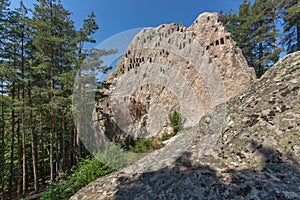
left=97, top=12, right=256, bottom=140
left=71, top=51, right=300, bottom=200
left=187, top=14, right=256, bottom=98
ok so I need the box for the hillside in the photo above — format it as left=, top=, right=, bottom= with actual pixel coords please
left=70, top=18, right=300, bottom=200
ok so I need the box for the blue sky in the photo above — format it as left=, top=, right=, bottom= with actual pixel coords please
left=10, top=0, right=249, bottom=47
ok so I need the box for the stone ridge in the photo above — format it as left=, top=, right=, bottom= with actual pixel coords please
left=70, top=51, right=300, bottom=200
left=97, top=12, right=256, bottom=140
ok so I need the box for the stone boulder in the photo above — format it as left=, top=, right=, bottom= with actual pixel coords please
left=96, top=12, right=256, bottom=141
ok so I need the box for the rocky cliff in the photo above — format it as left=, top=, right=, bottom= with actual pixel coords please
left=96, top=12, right=256, bottom=140
left=70, top=15, right=300, bottom=199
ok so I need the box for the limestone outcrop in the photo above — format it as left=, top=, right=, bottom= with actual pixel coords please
left=97, top=12, right=256, bottom=140
left=71, top=50, right=300, bottom=200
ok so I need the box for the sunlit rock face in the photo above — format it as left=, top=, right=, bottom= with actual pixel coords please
left=96, top=12, right=256, bottom=141
left=71, top=49, right=300, bottom=200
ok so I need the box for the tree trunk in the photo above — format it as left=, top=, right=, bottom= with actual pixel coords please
left=76, top=131, right=81, bottom=163
left=50, top=87, right=55, bottom=182
left=258, top=20, right=264, bottom=77
left=28, top=79, right=39, bottom=193
left=30, top=114, right=39, bottom=193
left=61, top=111, right=65, bottom=171
left=76, top=46, right=83, bottom=163
left=50, top=107, right=54, bottom=181
left=272, top=6, right=278, bottom=59
left=70, top=120, right=76, bottom=167
left=75, top=93, right=81, bottom=163
left=40, top=109, right=45, bottom=184
left=55, top=112, right=60, bottom=175
left=297, top=22, right=300, bottom=51
left=0, top=79, right=5, bottom=200
left=17, top=22, right=26, bottom=199
left=9, top=82, right=16, bottom=200
left=22, top=104, right=26, bottom=195
left=20, top=29, right=27, bottom=196
left=49, top=0, right=56, bottom=182
left=17, top=86, right=22, bottom=199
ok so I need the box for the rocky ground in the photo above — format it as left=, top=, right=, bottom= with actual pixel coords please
left=70, top=51, right=300, bottom=199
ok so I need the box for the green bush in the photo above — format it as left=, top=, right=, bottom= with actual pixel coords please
left=169, top=110, right=182, bottom=134
left=130, top=138, right=154, bottom=153
left=96, top=142, right=128, bottom=169
left=161, top=132, right=170, bottom=141
left=123, top=135, right=136, bottom=151
left=40, top=157, right=115, bottom=200
left=161, top=132, right=177, bottom=141
left=129, top=138, right=163, bottom=153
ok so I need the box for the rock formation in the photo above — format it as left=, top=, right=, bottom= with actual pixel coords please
left=96, top=12, right=256, bottom=141
left=71, top=50, right=300, bottom=200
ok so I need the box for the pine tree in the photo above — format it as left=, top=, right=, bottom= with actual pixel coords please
left=281, top=0, right=300, bottom=53
left=251, top=0, right=282, bottom=76
left=220, top=0, right=282, bottom=77
left=18, top=2, right=31, bottom=195
left=74, top=12, right=100, bottom=162
left=220, top=1, right=257, bottom=70
left=2, top=4, right=24, bottom=199
left=73, top=12, right=117, bottom=160
left=0, top=73, right=5, bottom=200
left=30, top=0, right=78, bottom=183
left=51, top=1, right=77, bottom=173
left=0, top=0, right=116, bottom=198
left=2, top=1, right=34, bottom=197
left=0, top=1, right=10, bottom=198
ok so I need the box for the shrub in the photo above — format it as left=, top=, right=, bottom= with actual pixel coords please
left=161, top=132, right=177, bottom=141
left=96, top=142, right=128, bottom=169
left=40, top=157, right=115, bottom=200
left=169, top=110, right=182, bottom=134
left=161, top=132, right=170, bottom=141
left=130, top=138, right=154, bottom=153
left=127, top=138, right=162, bottom=153
left=123, top=135, right=136, bottom=151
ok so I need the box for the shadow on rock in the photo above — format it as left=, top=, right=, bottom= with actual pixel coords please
left=114, top=143, right=300, bottom=199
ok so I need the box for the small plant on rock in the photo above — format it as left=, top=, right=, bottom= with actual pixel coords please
left=169, top=110, right=182, bottom=134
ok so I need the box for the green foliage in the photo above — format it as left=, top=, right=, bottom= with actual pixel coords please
left=281, top=0, right=300, bottom=53
left=125, top=137, right=163, bottom=153
left=161, top=132, right=177, bottom=141
left=130, top=138, right=155, bottom=153
left=123, top=135, right=136, bottom=151
left=169, top=110, right=182, bottom=134
left=220, top=0, right=285, bottom=77
left=161, top=133, right=170, bottom=141
left=0, top=0, right=118, bottom=198
left=96, top=142, right=128, bottom=170
left=40, top=157, right=115, bottom=200
left=122, top=135, right=164, bottom=153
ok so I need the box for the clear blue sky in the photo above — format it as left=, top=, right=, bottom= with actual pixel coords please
left=10, top=0, right=249, bottom=47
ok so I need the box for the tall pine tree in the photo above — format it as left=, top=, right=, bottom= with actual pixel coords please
left=30, top=0, right=78, bottom=182
left=220, top=0, right=282, bottom=77
left=0, top=1, right=11, bottom=198
left=281, top=0, right=300, bottom=53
